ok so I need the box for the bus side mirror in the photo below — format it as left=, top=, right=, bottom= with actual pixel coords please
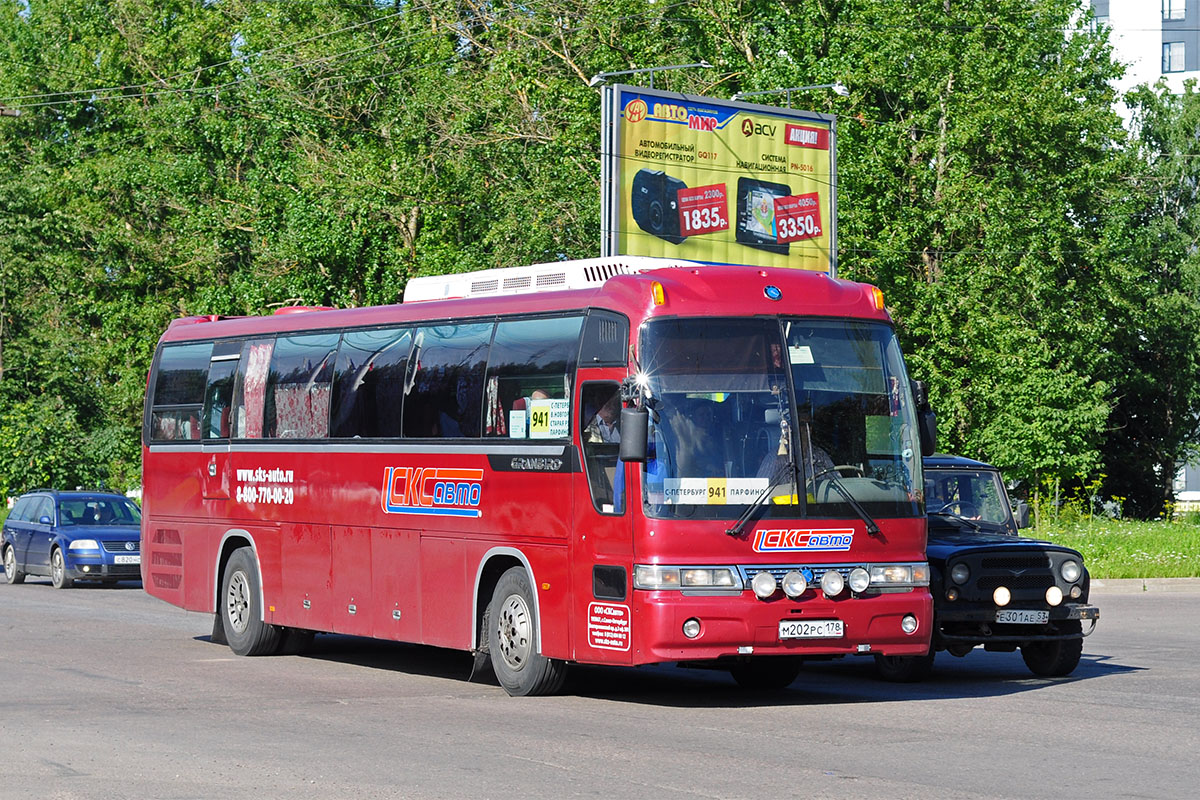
left=619, top=407, right=648, bottom=463
left=911, top=380, right=938, bottom=457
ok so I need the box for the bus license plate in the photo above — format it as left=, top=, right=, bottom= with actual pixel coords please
left=114, top=555, right=141, bottom=565
left=779, top=619, right=843, bottom=639
left=995, top=609, right=1048, bottom=625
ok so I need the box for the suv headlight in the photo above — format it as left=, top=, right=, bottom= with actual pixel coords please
left=634, top=565, right=743, bottom=591
left=1060, top=559, right=1082, bottom=583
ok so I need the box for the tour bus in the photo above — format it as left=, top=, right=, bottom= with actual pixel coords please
left=141, top=256, right=935, bottom=695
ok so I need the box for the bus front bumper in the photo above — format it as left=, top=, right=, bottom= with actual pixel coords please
left=630, top=589, right=933, bottom=665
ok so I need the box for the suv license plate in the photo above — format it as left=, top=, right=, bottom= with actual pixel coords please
left=779, top=619, right=843, bottom=639
left=995, top=609, right=1049, bottom=625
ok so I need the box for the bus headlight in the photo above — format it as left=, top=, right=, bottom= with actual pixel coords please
left=848, top=567, right=871, bottom=593
left=752, top=571, right=778, bottom=599
left=820, top=569, right=845, bottom=597
left=634, top=565, right=742, bottom=591
left=781, top=571, right=808, bottom=598
left=868, top=564, right=930, bottom=587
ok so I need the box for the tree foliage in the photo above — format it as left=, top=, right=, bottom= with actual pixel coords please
left=0, top=0, right=1197, bottom=514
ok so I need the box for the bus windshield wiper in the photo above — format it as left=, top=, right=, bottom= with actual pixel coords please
left=811, top=467, right=882, bottom=538
left=725, top=460, right=795, bottom=538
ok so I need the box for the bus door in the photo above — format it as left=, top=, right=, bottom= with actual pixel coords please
left=573, top=379, right=634, bottom=664
left=200, top=342, right=242, bottom=500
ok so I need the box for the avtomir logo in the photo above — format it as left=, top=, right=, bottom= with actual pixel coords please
left=753, top=528, right=855, bottom=552
left=625, top=98, right=648, bottom=123
left=382, top=466, right=483, bottom=518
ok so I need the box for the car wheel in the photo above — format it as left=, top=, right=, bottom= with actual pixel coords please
left=488, top=566, right=566, bottom=696
left=50, top=548, right=74, bottom=589
left=4, top=545, right=25, bottom=584
left=1021, top=621, right=1083, bottom=677
left=729, top=657, right=803, bottom=690
left=874, top=650, right=935, bottom=682
left=221, top=547, right=282, bottom=656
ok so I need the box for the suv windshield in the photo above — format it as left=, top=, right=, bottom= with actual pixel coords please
left=925, top=468, right=1015, bottom=532
left=638, top=317, right=922, bottom=521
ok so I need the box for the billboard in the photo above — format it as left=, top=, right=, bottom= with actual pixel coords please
left=601, top=85, right=837, bottom=275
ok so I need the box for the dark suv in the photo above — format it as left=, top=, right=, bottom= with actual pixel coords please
left=3, top=490, right=142, bottom=589
left=875, top=455, right=1100, bottom=681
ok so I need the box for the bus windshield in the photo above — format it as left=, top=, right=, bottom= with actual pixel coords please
left=639, top=317, right=922, bottom=520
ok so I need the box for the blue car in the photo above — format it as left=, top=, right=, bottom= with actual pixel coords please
left=3, top=490, right=142, bottom=589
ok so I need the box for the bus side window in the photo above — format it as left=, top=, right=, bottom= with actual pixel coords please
left=403, top=323, right=493, bottom=438
left=264, top=333, right=339, bottom=439
left=202, top=341, right=242, bottom=440
left=581, top=382, right=624, bottom=514
left=230, top=339, right=274, bottom=439
left=483, top=316, right=583, bottom=438
left=149, top=342, right=212, bottom=442
left=330, top=327, right=412, bottom=438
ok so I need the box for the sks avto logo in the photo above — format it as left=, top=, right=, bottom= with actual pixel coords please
left=382, top=466, right=483, bottom=518
left=753, top=528, right=854, bottom=552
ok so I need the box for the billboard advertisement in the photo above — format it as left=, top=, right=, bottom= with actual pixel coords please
left=601, top=85, right=837, bottom=274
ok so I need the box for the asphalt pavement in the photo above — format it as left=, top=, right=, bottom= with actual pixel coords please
left=0, top=579, right=1196, bottom=799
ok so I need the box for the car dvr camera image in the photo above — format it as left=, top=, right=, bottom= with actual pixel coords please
left=631, top=168, right=689, bottom=245
left=736, top=176, right=791, bottom=255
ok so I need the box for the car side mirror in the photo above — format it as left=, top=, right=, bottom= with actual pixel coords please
left=1013, top=501, right=1030, bottom=529
left=39, top=515, right=53, bottom=525
left=619, top=407, right=648, bottom=463
left=911, top=379, right=937, bottom=457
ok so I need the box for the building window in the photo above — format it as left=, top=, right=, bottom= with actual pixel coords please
left=1163, top=0, right=1185, bottom=21
left=1163, top=41, right=1186, bottom=73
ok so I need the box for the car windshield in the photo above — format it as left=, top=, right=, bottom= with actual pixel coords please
left=925, top=469, right=1013, bottom=530
left=638, top=317, right=922, bottom=521
left=58, top=497, right=142, bottom=527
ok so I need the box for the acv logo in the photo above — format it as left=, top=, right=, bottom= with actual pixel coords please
left=741, top=118, right=778, bottom=138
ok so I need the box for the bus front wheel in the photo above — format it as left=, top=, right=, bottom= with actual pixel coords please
left=488, top=567, right=566, bottom=696
left=221, top=547, right=282, bottom=656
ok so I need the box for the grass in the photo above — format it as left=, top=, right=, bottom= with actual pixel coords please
left=1030, top=516, right=1200, bottom=579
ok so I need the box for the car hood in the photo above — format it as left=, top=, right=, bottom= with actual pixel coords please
left=59, top=525, right=141, bottom=542
left=925, top=527, right=1082, bottom=562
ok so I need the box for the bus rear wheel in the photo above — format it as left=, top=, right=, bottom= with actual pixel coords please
left=221, top=547, right=282, bottom=657
left=488, top=567, right=566, bottom=696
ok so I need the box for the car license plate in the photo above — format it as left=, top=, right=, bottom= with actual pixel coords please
left=779, top=619, right=843, bottom=639
left=113, top=555, right=140, bottom=565
left=995, top=609, right=1048, bottom=625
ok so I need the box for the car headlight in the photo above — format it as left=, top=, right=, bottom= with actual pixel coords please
left=634, top=565, right=742, bottom=591
left=69, top=539, right=100, bottom=551
left=1060, top=559, right=1081, bottom=583
left=950, top=562, right=970, bottom=584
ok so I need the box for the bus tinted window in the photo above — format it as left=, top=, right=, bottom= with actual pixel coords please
left=265, top=333, right=339, bottom=439
left=150, top=342, right=212, bottom=441
left=202, top=359, right=239, bottom=439
left=404, top=323, right=493, bottom=438
left=231, top=339, right=274, bottom=438
left=484, top=316, right=582, bottom=438
left=331, top=327, right=413, bottom=438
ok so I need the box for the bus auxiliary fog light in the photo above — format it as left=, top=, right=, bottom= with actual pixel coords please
left=752, top=571, right=778, bottom=599
left=901, top=614, right=919, bottom=635
left=682, top=618, right=701, bottom=639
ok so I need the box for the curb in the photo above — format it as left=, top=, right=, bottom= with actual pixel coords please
left=1090, top=577, right=1200, bottom=594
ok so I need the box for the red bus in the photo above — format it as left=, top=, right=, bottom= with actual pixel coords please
left=141, top=257, right=934, bottom=695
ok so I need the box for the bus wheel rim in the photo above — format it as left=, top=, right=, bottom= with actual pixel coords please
left=227, top=571, right=252, bottom=634
left=496, top=594, right=532, bottom=672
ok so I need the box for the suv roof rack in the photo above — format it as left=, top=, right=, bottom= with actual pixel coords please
left=402, top=256, right=702, bottom=303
